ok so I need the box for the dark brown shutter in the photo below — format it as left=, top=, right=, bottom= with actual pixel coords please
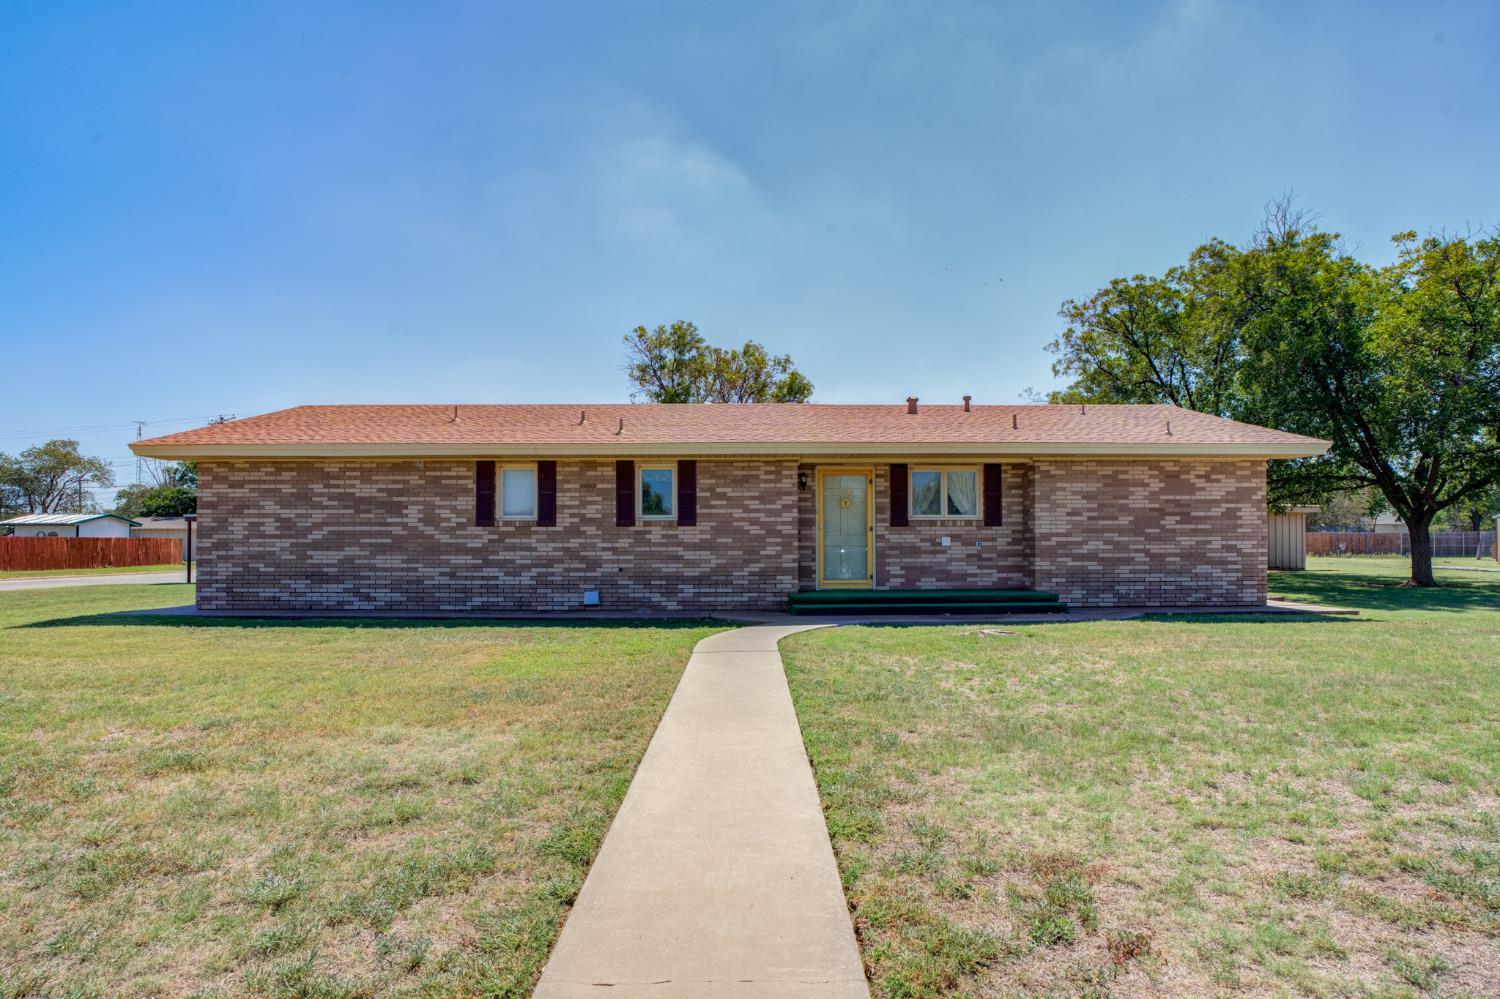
left=982, top=463, right=1003, bottom=526
left=615, top=459, right=635, bottom=527
left=475, top=460, right=496, bottom=527
left=677, top=459, right=697, bottom=526
left=889, top=463, right=909, bottom=527
left=537, top=460, right=557, bottom=527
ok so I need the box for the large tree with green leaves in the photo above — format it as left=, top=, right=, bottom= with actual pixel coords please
left=112, top=462, right=198, bottom=518
left=0, top=439, right=115, bottom=514
left=1049, top=240, right=1244, bottom=417
left=624, top=321, right=813, bottom=403
left=1048, top=205, right=1500, bottom=587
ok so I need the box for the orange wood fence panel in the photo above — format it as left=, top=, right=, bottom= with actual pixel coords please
left=1305, top=532, right=1404, bottom=556
left=0, top=537, right=182, bottom=571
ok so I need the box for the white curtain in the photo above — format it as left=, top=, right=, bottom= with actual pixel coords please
left=946, top=471, right=977, bottom=516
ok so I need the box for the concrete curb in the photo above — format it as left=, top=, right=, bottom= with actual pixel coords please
left=113, top=599, right=1357, bottom=623
left=0, top=571, right=187, bottom=592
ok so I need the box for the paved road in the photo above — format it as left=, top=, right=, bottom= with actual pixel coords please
left=534, top=624, right=869, bottom=998
left=0, top=571, right=188, bottom=592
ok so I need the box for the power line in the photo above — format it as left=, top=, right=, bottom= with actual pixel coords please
left=0, top=415, right=225, bottom=441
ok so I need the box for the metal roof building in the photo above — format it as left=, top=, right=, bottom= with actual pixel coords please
left=1, top=513, right=138, bottom=538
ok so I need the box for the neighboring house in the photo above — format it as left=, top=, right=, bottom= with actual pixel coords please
left=1, top=513, right=138, bottom=537
left=130, top=401, right=1329, bottom=613
left=1371, top=513, right=1408, bottom=535
left=131, top=516, right=192, bottom=557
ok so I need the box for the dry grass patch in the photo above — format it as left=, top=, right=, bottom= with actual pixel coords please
left=0, top=584, right=719, bottom=998
left=784, top=558, right=1500, bottom=997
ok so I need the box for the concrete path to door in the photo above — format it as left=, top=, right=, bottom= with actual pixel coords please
left=0, top=570, right=186, bottom=592
left=534, top=624, right=869, bottom=999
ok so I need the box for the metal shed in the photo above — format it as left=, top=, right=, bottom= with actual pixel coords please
left=1268, top=506, right=1320, bottom=570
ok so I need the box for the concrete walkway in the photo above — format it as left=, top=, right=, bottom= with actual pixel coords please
left=533, top=625, right=869, bottom=999
left=125, top=597, right=1356, bottom=623
left=0, top=570, right=186, bottom=592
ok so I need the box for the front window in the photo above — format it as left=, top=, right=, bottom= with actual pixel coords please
left=501, top=465, right=537, bottom=519
left=910, top=467, right=980, bottom=519
left=911, top=470, right=942, bottom=517
left=945, top=469, right=978, bottom=516
left=639, top=466, right=675, bottom=519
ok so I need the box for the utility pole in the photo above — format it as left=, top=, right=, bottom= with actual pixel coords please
left=135, top=420, right=146, bottom=484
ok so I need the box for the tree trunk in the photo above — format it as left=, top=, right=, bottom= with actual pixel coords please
left=1407, top=513, right=1436, bottom=586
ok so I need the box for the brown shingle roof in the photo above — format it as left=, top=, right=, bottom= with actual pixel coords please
left=131, top=403, right=1328, bottom=459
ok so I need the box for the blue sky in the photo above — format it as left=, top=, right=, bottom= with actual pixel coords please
left=2, top=1, right=1496, bottom=503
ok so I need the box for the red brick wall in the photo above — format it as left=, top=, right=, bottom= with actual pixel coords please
left=872, top=463, right=1033, bottom=589
left=797, top=464, right=818, bottom=590
left=197, top=459, right=798, bottom=613
left=198, top=456, right=1268, bottom=613
left=796, top=463, right=1033, bottom=590
left=1030, top=459, right=1268, bottom=607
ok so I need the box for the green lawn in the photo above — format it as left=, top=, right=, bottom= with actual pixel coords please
left=0, top=585, right=719, bottom=998
left=783, top=557, right=1500, bottom=998
left=0, top=563, right=186, bottom=579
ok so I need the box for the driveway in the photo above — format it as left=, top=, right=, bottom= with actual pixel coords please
left=534, top=624, right=869, bottom=998
left=0, top=571, right=187, bottom=592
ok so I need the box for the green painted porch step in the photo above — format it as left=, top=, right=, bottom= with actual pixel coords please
left=787, top=588, right=1066, bottom=616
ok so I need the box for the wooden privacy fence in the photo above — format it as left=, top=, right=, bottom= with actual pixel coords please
left=1307, top=531, right=1497, bottom=558
left=0, top=537, right=182, bottom=572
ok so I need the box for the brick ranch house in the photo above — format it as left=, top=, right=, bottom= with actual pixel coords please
left=131, top=401, right=1328, bottom=614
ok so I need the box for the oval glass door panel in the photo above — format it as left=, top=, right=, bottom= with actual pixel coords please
left=821, top=474, right=869, bottom=582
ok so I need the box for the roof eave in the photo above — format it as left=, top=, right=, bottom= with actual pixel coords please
left=131, top=440, right=1330, bottom=460
left=0, top=514, right=139, bottom=526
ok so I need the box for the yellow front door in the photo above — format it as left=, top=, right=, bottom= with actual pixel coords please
left=818, top=469, right=873, bottom=588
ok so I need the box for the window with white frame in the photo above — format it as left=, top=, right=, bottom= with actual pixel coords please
left=638, top=465, right=675, bottom=519
left=910, top=467, right=979, bottom=519
left=500, top=465, right=537, bottom=519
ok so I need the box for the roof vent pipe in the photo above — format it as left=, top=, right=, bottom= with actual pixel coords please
left=962, top=395, right=972, bottom=412
left=906, top=396, right=919, bottom=414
